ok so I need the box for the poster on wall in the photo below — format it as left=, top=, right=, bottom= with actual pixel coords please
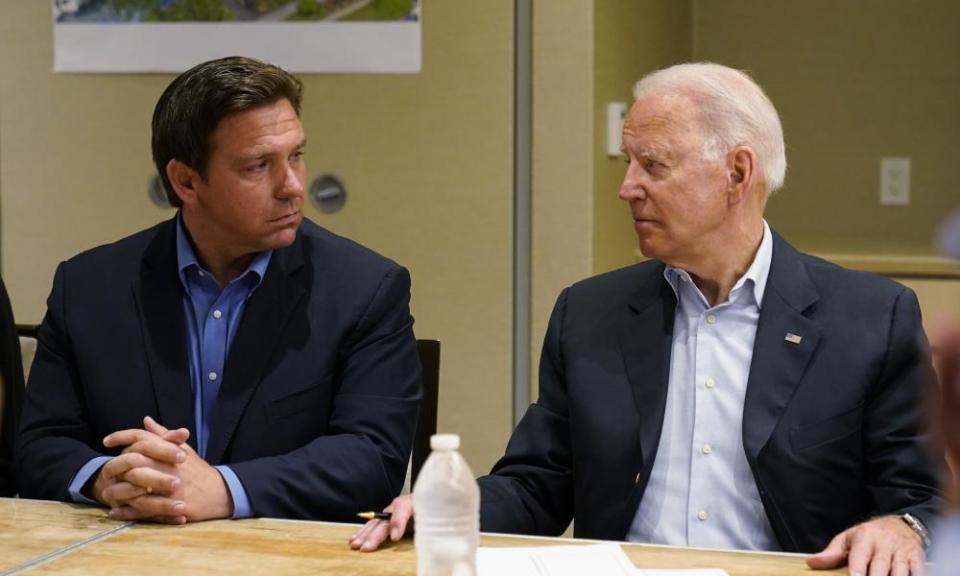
left=53, top=0, right=421, bottom=73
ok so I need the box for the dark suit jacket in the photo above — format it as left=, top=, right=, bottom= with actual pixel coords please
left=0, top=275, right=24, bottom=497
left=16, top=217, right=422, bottom=520
left=479, top=232, right=942, bottom=552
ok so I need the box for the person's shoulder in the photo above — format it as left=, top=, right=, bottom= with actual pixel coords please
left=557, top=260, right=665, bottom=321
left=295, top=218, right=405, bottom=275
left=773, top=236, right=913, bottom=312
left=792, top=248, right=909, bottom=299
left=567, top=260, right=664, bottom=298
left=61, top=221, right=168, bottom=271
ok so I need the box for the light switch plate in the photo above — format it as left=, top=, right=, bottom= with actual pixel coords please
left=606, top=102, right=627, bottom=157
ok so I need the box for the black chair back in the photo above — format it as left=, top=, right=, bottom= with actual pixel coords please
left=412, top=339, right=440, bottom=483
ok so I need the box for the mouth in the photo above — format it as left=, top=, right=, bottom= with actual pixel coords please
left=269, top=210, right=301, bottom=224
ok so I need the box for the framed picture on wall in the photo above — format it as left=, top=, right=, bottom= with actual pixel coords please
left=53, top=0, right=421, bottom=73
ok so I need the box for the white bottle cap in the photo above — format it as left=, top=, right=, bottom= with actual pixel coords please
left=430, top=433, right=460, bottom=451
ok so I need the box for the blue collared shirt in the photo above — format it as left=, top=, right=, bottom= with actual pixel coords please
left=627, top=220, right=780, bottom=550
left=68, top=216, right=271, bottom=519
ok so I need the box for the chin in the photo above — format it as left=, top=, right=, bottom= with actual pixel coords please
left=264, top=228, right=299, bottom=250
left=636, top=239, right=669, bottom=263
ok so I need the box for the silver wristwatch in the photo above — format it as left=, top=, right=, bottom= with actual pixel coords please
left=901, top=512, right=931, bottom=549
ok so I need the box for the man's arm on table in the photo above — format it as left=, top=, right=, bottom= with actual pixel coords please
left=807, top=287, right=943, bottom=574
left=19, top=263, right=421, bottom=523
left=351, top=289, right=576, bottom=551
left=220, top=265, right=422, bottom=521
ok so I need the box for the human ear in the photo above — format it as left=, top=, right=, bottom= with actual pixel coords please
left=726, top=147, right=756, bottom=203
left=166, top=159, right=200, bottom=206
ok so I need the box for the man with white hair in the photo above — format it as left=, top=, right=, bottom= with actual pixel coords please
left=352, top=62, right=941, bottom=574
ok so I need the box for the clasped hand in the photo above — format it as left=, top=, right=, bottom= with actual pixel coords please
left=88, top=416, right=232, bottom=524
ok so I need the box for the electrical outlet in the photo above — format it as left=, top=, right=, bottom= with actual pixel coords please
left=880, top=157, right=910, bottom=206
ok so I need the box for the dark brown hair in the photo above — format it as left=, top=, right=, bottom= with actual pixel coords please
left=151, top=56, right=303, bottom=207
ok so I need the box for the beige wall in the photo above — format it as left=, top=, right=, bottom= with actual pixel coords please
left=5, top=1, right=959, bottom=478
left=586, top=0, right=960, bottom=326
left=0, top=1, right=515, bottom=474
left=592, top=0, right=691, bottom=274
left=693, top=0, right=960, bottom=260
left=692, top=0, right=960, bottom=339
left=529, top=0, right=595, bottom=398
left=528, top=0, right=693, bottom=400
left=591, top=0, right=960, bottom=269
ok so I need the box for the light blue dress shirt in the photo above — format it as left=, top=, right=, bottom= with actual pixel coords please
left=68, top=215, right=271, bottom=519
left=627, top=220, right=780, bottom=551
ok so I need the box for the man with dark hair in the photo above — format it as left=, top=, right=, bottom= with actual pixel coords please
left=16, top=56, right=421, bottom=523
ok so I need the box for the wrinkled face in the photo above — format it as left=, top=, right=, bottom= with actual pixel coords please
left=190, top=98, right=306, bottom=255
left=619, top=93, right=730, bottom=268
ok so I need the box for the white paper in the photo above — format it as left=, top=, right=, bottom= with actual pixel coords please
left=478, top=543, right=636, bottom=576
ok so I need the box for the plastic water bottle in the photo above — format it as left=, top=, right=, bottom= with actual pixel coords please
left=413, top=433, right=480, bottom=576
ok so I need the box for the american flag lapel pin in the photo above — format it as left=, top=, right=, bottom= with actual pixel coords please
left=784, top=333, right=803, bottom=345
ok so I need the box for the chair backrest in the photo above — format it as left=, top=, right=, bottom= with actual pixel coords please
left=16, top=325, right=38, bottom=385
left=18, top=336, right=36, bottom=385
left=411, top=339, right=440, bottom=484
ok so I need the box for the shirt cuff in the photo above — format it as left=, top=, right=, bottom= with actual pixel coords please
left=216, top=465, right=252, bottom=519
left=68, top=456, right=112, bottom=505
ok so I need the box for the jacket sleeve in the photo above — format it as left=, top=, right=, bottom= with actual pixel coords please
left=16, top=263, right=108, bottom=500
left=479, top=289, right=574, bottom=536
left=862, top=286, right=944, bottom=530
left=227, top=265, right=422, bottom=521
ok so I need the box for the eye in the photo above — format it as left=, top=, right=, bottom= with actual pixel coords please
left=247, top=160, right=268, bottom=173
left=290, top=150, right=305, bottom=162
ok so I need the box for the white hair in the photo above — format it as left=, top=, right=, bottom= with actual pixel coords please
left=632, top=62, right=787, bottom=194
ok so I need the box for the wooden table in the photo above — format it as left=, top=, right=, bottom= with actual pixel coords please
left=0, top=498, right=839, bottom=575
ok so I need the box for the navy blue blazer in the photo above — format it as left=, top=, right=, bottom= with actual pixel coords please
left=16, top=217, right=422, bottom=520
left=479, top=231, right=942, bottom=552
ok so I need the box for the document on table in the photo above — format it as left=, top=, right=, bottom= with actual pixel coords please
left=477, top=543, right=728, bottom=576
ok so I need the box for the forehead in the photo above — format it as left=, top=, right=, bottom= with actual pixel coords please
left=211, top=99, right=304, bottom=152
left=622, top=93, right=700, bottom=147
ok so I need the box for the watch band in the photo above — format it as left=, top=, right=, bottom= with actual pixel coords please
left=902, top=512, right=931, bottom=549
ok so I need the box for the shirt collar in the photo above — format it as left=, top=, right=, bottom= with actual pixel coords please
left=175, top=213, right=272, bottom=290
left=663, top=219, right=773, bottom=308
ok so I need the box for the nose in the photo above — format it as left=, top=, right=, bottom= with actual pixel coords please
left=618, top=164, right=646, bottom=202
left=276, top=161, right=305, bottom=199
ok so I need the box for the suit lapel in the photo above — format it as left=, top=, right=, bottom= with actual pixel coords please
left=618, top=265, right=676, bottom=520
left=133, top=218, right=196, bottom=447
left=743, top=233, right=820, bottom=461
left=204, top=233, right=309, bottom=465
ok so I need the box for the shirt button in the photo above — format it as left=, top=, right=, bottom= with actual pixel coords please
left=702, top=444, right=713, bottom=455
left=208, top=371, right=217, bottom=381
left=198, top=270, right=206, bottom=278
left=680, top=275, right=688, bottom=283
left=634, top=472, right=641, bottom=484
left=706, top=314, right=717, bottom=325
left=698, top=510, right=708, bottom=521
left=705, top=377, right=715, bottom=389
left=213, top=309, right=222, bottom=319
